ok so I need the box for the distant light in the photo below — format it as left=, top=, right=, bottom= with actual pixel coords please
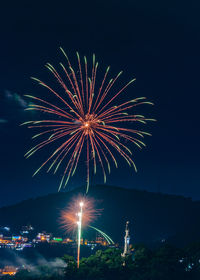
left=80, top=202, right=84, bottom=207
left=53, top=237, right=63, bottom=241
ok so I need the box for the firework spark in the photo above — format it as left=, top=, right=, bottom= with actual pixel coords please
left=60, top=195, right=100, bottom=234
left=22, top=48, right=155, bottom=192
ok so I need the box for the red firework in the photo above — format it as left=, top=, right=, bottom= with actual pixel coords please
left=22, top=48, right=155, bottom=192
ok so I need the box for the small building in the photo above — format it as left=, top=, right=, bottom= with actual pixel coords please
left=0, top=266, right=18, bottom=276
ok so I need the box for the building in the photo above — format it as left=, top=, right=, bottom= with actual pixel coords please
left=0, top=266, right=18, bottom=276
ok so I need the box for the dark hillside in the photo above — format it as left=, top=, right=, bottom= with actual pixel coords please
left=0, top=185, right=199, bottom=246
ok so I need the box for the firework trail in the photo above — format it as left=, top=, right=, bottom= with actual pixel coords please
left=77, top=201, right=83, bottom=268
left=89, top=225, right=114, bottom=245
left=22, top=48, right=155, bottom=192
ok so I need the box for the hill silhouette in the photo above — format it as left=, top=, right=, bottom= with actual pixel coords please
left=0, top=185, right=199, bottom=247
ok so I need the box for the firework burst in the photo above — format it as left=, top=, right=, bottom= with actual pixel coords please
left=60, top=195, right=100, bottom=234
left=22, top=48, right=155, bottom=192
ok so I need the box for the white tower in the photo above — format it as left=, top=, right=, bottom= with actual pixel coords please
left=122, top=221, right=131, bottom=257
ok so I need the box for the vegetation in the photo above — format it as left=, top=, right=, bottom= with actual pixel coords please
left=13, top=243, right=200, bottom=280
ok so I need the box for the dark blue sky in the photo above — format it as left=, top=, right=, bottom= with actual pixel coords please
left=0, top=0, right=200, bottom=206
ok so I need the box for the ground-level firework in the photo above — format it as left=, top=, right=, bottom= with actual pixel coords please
left=60, top=196, right=114, bottom=267
left=60, top=195, right=98, bottom=268
left=77, top=201, right=83, bottom=268
left=23, top=48, right=155, bottom=192
left=60, top=195, right=99, bottom=233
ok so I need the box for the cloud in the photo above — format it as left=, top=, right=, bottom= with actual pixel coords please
left=0, top=249, right=67, bottom=277
left=5, top=90, right=28, bottom=108
left=0, top=118, right=8, bottom=124
left=0, top=90, right=29, bottom=126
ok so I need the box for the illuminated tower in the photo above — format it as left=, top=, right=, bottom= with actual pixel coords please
left=122, top=221, right=131, bottom=257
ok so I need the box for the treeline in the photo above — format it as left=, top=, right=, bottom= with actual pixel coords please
left=11, top=242, right=200, bottom=280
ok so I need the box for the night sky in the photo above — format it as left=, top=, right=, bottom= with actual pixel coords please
left=0, top=1, right=200, bottom=206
